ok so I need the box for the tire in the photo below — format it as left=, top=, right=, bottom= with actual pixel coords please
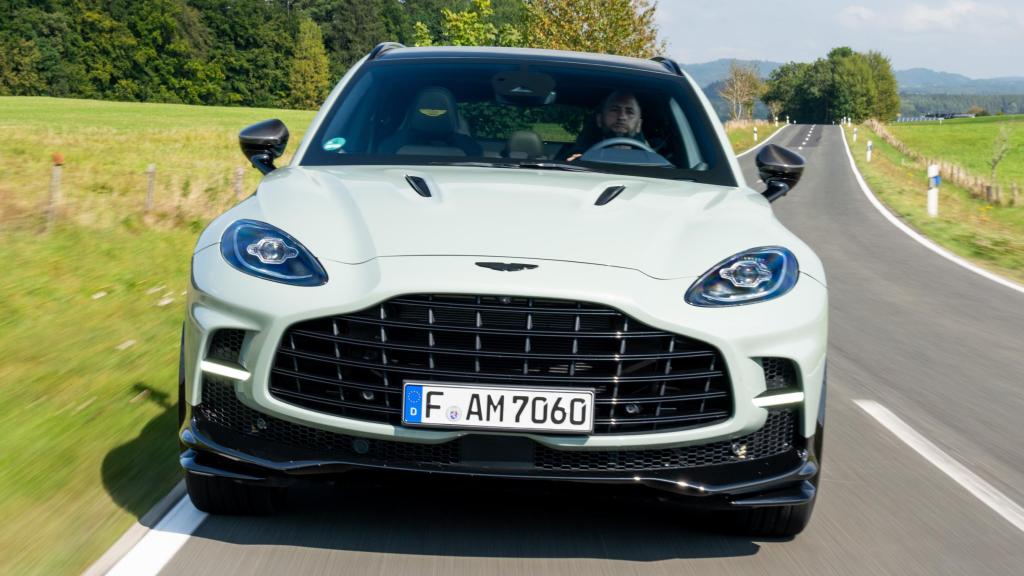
left=728, top=498, right=815, bottom=538
left=185, top=472, right=286, bottom=515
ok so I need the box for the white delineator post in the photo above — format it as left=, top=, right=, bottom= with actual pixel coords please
left=853, top=127, right=858, bottom=143
left=866, top=140, right=873, bottom=162
left=927, top=163, right=940, bottom=217
left=753, top=126, right=758, bottom=142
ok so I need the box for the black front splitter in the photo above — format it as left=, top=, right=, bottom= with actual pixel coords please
left=180, top=421, right=819, bottom=510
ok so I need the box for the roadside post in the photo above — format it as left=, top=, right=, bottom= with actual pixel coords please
left=46, top=152, right=64, bottom=233
left=927, top=164, right=940, bottom=217
left=786, top=115, right=790, bottom=125
left=753, top=126, right=758, bottom=142
left=867, top=140, right=873, bottom=163
left=853, top=127, right=858, bottom=143
left=145, top=163, right=156, bottom=213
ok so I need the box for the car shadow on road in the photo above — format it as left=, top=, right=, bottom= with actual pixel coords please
left=190, top=470, right=771, bottom=561
left=101, top=382, right=181, bottom=526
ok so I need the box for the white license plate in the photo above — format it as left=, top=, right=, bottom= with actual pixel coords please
left=402, top=382, right=594, bottom=434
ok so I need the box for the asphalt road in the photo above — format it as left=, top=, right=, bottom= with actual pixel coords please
left=156, top=125, right=1024, bottom=575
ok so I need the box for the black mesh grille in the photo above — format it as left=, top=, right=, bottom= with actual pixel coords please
left=760, top=358, right=799, bottom=391
left=198, top=377, right=460, bottom=463
left=208, top=329, right=246, bottom=364
left=269, top=295, right=733, bottom=434
left=197, top=378, right=795, bottom=472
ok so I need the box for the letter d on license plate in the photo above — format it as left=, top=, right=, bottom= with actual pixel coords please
left=403, top=382, right=594, bottom=434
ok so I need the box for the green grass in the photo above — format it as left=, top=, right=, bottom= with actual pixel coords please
left=0, top=226, right=196, bottom=575
left=846, top=124, right=1024, bottom=283
left=888, top=115, right=1024, bottom=188
left=0, top=96, right=318, bottom=575
left=0, top=97, right=315, bottom=230
left=726, top=121, right=784, bottom=155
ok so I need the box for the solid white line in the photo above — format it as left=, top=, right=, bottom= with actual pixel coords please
left=854, top=400, right=1024, bottom=533
left=838, top=127, right=1024, bottom=295
left=736, top=124, right=788, bottom=158
left=105, top=496, right=207, bottom=576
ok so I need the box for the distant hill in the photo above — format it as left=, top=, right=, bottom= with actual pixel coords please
left=680, top=59, right=783, bottom=89
left=895, top=68, right=1024, bottom=95
left=682, top=58, right=1024, bottom=96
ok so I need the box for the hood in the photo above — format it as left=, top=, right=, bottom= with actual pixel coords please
left=200, top=165, right=822, bottom=281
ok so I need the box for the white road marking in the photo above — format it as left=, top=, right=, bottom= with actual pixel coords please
left=105, top=496, right=206, bottom=576
left=736, top=124, right=788, bottom=158
left=855, top=400, right=1024, bottom=533
left=838, top=127, right=1024, bottom=295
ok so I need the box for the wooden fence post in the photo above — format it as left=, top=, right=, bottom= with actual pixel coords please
left=45, top=152, right=65, bottom=233
left=145, top=164, right=156, bottom=212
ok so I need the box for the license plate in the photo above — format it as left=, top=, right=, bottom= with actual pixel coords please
left=402, top=382, right=594, bottom=434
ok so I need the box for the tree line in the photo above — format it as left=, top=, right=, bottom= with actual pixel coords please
left=0, top=0, right=663, bottom=109
left=761, top=47, right=900, bottom=123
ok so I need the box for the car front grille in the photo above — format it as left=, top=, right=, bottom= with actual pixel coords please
left=269, top=294, right=733, bottom=434
left=197, top=377, right=793, bottom=472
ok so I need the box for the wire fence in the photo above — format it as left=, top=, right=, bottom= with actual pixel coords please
left=866, top=119, right=1020, bottom=207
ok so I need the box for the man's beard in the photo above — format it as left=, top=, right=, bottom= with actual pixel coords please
left=601, top=126, right=641, bottom=140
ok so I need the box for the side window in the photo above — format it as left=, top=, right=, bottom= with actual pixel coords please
left=669, top=98, right=707, bottom=170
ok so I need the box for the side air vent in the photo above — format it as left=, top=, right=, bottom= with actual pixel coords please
left=405, top=175, right=432, bottom=197
left=207, top=329, right=246, bottom=365
left=759, top=357, right=799, bottom=391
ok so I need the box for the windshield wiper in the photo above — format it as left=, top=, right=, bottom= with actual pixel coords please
left=428, top=160, right=596, bottom=172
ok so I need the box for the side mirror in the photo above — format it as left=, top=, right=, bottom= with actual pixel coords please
left=240, top=119, right=289, bottom=175
left=755, top=144, right=805, bottom=202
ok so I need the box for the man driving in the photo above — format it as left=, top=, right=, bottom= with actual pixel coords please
left=566, top=91, right=645, bottom=161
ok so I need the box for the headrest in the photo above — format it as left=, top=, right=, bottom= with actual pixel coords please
left=505, top=130, right=544, bottom=159
left=409, top=87, right=459, bottom=136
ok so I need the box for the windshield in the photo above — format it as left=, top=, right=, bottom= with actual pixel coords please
left=302, top=59, right=735, bottom=186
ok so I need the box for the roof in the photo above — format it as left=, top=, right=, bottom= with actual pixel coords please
left=374, top=45, right=677, bottom=76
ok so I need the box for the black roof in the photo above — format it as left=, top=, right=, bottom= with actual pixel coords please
left=374, top=45, right=677, bottom=76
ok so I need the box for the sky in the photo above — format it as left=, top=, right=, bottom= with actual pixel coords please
left=655, top=0, right=1024, bottom=79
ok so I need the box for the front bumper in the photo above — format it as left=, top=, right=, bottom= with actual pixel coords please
left=180, top=377, right=821, bottom=509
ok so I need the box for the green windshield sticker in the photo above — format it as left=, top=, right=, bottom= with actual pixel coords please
left=323, top=137, right=346, bottom=151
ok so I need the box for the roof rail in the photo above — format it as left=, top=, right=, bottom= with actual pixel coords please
left=651, top=56, right=684, bottom=76
left=369, top=42, right=405, bottom=60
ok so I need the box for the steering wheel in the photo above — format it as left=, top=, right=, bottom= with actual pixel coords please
left=584, top=137, right=657, bottom=155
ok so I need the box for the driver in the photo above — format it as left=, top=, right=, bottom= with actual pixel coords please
left=566, top=91, right=645, bottom=161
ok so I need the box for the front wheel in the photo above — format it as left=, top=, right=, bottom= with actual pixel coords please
left=185, top=472, right=286, bottom=515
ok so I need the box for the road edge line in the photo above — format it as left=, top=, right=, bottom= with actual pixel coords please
left=854, top=399, right=1024, bottom=534
left=736, top=123, right=787, bottom=158
left=81, top=481, right=199, bottom=576
left=838, top=126, right=1024, bottom=296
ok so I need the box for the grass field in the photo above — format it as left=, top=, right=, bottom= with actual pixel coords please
left=726, top=120, right=784, bottom=155
left=0, top=97, right=316, bottom=575
left=0, top=97, right=315, bottom=230
left=846, top=124, right=1024, bottom=283
left=888, top=115, right=1024, bottom=189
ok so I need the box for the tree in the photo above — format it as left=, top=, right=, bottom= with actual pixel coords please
left=719, top=61, right=762, bottom=120
left=288, top=18, right=330, bottom=109
left=864, top=51, right=900, bottom=120
left=523, top=0, right=666, bottom=58
left=412, top=0, right=521, bottom=47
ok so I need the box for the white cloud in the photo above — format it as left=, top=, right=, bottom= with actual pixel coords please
left=837, top=5, right=877, bottom=28
left=902, top=0, right=977, bottom=31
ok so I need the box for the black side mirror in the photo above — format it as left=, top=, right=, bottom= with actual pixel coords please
left=755, top=144, right=805, bottom=202
left=240, top=119, right=289, bottom=175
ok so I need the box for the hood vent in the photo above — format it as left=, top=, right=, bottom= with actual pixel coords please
left=405, top=175, right=432, bottom=197
left=594, top=185, right=625, bottom=206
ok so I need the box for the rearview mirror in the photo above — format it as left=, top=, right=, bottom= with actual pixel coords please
left=755, top=144, right=805, bottom=202
left=240, top=119, right=289, bottom=175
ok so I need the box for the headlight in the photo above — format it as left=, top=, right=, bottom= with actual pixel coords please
left=220, top=220, right=327, bottom=286
left=685, top=247, right=798, bottom=306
